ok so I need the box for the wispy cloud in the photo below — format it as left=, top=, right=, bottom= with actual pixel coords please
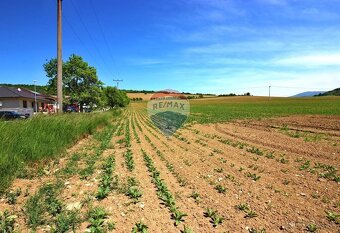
left=299, top=8, right=340, bottom=21
left=257, top=0, right=287, bottom=6
left=125, top=0, right=340, bottom=95
left=179, top=68, right=340, bottom=96
left=185, top=0, right=245, bottom=13
left=184, top=40, right=287, bottom=54
left=126, top=58, right=166, bottom=66
left=274, top=53, right=340, bottom=66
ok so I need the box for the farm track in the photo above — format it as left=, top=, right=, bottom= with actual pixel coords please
left=0, top=105, right=339, bottom=233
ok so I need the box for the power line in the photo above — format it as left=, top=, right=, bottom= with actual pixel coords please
left=209, top=86, right=267, bottom=92
left=69, top=0, right=114, bottom=78
left=211, top=86, right=334, bottom=92
left=63, top=15, right=96, bottom=62
left=271, top=86, right=334, bottom=90
left=89, top=0, right=120, bottom=79
left=204, top=85, right=334, bottom=95
left=63, top=15, right=110, bottom=80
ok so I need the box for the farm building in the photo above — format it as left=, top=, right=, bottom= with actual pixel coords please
left=0, top=86, right=57, bottom=117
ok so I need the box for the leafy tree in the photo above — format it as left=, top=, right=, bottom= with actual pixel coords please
left=43, top=54, right=103, bottom=110
left=102, top=86, right=130, bottom=107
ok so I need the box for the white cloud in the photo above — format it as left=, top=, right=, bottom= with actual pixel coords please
left=185, top=69, right=339, bottom=96
left=274, top=54, right=340, bottom=66
left=130, top=0, right=340, bottom=95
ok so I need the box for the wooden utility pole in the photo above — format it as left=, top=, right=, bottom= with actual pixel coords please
left=269, top=85, right=271, bottom=99
left=57, top=0, right=63, bottom=112
left=113, top=79, right=123, bottom=89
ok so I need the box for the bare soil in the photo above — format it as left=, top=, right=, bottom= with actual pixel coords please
left=1, top=112, right=339, bottom=233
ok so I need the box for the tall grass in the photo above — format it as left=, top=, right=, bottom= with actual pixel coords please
left=0, top=110, right=121, bottom=193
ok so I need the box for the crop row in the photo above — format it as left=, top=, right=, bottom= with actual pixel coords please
left=131, top=115, right=188, bottom=187
left=58, top=122, right=119, bottom=179
left=124, top=149, right=135, bottom=172
left=125, top=119, right=131, bottom=147
left=20, top=180, right=83, bottom=232
left=96, top=155, right=116, bottom=200
left=156, top=150, right=187, bottom=187
left=134, top=113, right=170, bottom=149
left=141, top=149, right=188, bottom=227
left=131, top=116, right=141, bottom=143
left=191, top=129, right=340, bottom=183
left=177, top=125, right=340, bottom=230
left=136, top=113, right=161, bottom=140
left=138, top=115, right=236, bottom=195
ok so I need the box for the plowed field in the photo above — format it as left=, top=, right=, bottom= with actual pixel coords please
left=1, top=103, right=339, bottom=233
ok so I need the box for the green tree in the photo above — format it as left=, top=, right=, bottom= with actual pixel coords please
left=43, top=54, right=103, bottom=110
left=102, top=86, right=130, bottom=108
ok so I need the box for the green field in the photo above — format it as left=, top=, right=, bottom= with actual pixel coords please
left=0, top=97, right=339, bottom=232
left=188, top=96, right=340, bottom=123
left=1, top=96, right=339, bottom=192
left=0, top=110, right=121, bottom=193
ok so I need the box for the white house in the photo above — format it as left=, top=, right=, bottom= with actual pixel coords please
left=0, top=86, right=56, bottom=117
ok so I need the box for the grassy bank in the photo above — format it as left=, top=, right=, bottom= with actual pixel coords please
left=0, top=110, right=121, bottom=193
left=189, top=96, right=340, bottom=123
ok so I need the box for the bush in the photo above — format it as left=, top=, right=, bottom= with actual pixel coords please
left=103, top=87, right=129, bottom=107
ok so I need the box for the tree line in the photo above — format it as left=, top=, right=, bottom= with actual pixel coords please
left=43, top=54, right=129, bottom=110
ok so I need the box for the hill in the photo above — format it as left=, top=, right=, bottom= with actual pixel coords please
left=291, top=91, right=325, bottom=97
left=315, top=88, right=340, bottom=96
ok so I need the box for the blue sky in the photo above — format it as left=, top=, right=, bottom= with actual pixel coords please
left=0, top=0, right=340, bottom=96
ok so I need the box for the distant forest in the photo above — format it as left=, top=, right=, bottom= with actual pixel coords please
left=315, top=88, right=340, bottom=96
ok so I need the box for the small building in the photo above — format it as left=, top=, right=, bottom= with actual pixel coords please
left=0, top=86, right=57, bottom=117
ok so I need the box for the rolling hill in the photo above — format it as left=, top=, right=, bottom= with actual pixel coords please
left=291, top=91, right=325, bottom=97
left=315, top=88, right=340, bottom=96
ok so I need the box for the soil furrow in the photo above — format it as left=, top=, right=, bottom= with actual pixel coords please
left=134, top=110, right=340, bottom=232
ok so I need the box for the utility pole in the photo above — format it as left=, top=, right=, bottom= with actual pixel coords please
left=33, top=80, right=37, bottom=113
left=113, top=79, right=123, bottom=89
left=269, top=85, right=271, bottom=99
left=57, top=0, right=63, bottom=113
